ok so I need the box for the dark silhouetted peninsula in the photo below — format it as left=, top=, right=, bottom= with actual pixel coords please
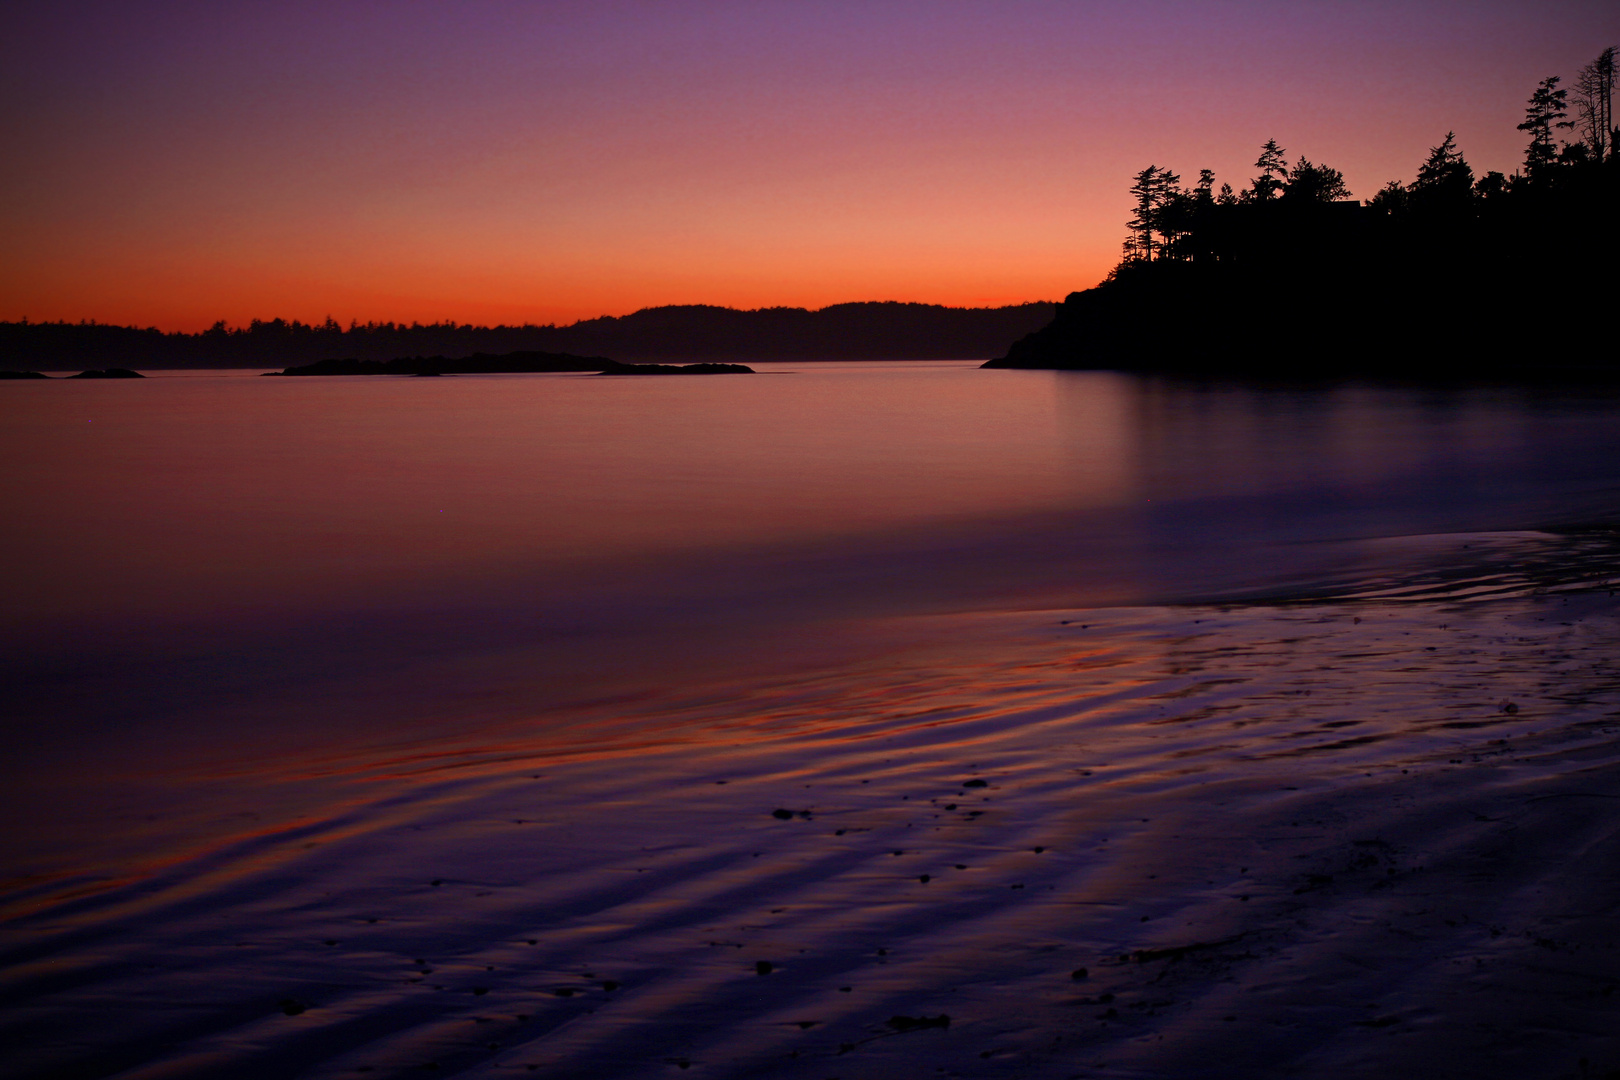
left=0, top=370, right=48, bottom=379
left=988, top=53, right=1619, bottom=379
left=3, top=302, right=1055, bottom=372
left=67, top=368, right=144, bottom=379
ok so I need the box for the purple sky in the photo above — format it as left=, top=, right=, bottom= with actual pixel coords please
left=3, top=1, right=1615, bottom=328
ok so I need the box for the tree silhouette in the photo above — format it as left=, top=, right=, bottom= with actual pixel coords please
left=1366, top=180, right=1408, bottom=217
left=1572, top=47, right=1616, bottom=159
left=1125, top=166, right=1162, bottom=261
left=1282, top=157, right=1350, bottom=203
left=1251, top=139, right=1288, bottom=201
left=992, top=51, right=1620, bottom=377
left=1151, top=169, right=1184, bottom=256
left=1519, top=76, right=1570, bottom=178
left=1125, top=166, right=1181, bottom=262
left=1474, top=170, right=1509, bottom=202
left=1409, top=132, right=1474, bottom=215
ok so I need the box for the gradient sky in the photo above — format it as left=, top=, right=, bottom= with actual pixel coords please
left=3, top=1, right=1616, bottom=331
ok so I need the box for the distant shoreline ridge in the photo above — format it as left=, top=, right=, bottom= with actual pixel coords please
left=0, top=301, right=1056, bottom=371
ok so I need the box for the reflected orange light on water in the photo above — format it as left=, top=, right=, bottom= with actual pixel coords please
left=0, top=365, right=1135, bottom=628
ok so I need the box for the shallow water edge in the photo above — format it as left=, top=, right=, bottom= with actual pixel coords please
left=5, top=568, right=1620, bottom=1079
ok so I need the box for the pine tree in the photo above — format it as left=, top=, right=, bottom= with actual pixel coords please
left=1151, top=169, right=1183, bottom=257
left=1251, top=139, right=1288, bottom=201
left=1125, top=166, right=1183, bottom=261
left=1518, top=76, right=1570, bottom=178
left=1127, top=166, right=1163, bottom=261
left=1410, top=132, right=1474, bottom=214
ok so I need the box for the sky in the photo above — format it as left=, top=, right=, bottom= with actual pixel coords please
left=2, top=1, right=1616, bottom=331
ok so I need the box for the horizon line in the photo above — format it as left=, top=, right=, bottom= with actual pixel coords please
left=5, top=297, right=1066, bottom=336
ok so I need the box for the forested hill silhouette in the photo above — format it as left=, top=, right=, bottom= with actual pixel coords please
left=0, top=301, right=1055, bottom=371
left=988, top=49, right=1620, bottom=378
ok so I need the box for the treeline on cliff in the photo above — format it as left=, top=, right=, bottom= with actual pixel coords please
left=0, top=301, right=1056, bottom=371
left=990, top=48, right=1619, bottom=377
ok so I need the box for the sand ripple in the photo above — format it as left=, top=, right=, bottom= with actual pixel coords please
left=5, top=560, right=1620, bottom=1078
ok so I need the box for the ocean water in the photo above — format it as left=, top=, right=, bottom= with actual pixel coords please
left=5, top=362, right=1620, bottom=1078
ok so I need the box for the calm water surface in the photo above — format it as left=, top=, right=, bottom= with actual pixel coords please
left=6, top=360, right=1620, bottom=763
left=5, top=362, right=1620, bottom=1078
left=8, top=361, right=1618, bottom=623
left=7, top=359, right=1620, bottom=810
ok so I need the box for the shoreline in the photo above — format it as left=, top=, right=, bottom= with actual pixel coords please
left=5, top=578, right=1620, bottom=1078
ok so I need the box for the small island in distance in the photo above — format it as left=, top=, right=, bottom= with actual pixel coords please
left=988, top=50, right=1619, bottom=379
left=262, top=353, right=753, bottom=376
left=0, top=367, right=145, bottom=379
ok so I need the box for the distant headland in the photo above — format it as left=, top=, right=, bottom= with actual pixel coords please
left=0, top=302, right=1055, bottom=372
left=988, top=49, right=1619, bottom=378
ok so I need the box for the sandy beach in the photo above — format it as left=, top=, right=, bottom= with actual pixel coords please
left=5, top=528, right=1620, bottom=1079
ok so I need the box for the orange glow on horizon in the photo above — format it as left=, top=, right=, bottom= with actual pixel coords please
left=4, top=2, right=1615, bottom=332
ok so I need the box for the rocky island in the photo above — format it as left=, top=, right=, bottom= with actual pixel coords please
left=265, top=352, right=755, bottom=376
left=595, top=360, right=753, bottom=375
left=266, top=351, right=613, bottom=376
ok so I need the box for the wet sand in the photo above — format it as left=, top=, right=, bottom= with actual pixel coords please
left=5, top=535, right=1620, bottom=1079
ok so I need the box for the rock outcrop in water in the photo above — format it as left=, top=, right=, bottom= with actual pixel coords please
left=266, top=351, right=612, bottom=376
left=595, top=360, right=754, bottom=375
left=264, top=353, right=755, bottom=377
left=67, top=368, right=145, bottom=378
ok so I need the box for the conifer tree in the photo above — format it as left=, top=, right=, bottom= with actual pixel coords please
left=1410, top=132, right=1474, bottom=213
left=1126, top=166, right=1182, bottom=261
left=1518, top=76, right=1570, bottom=178
left=1251, top=139, right=1288, bottom=200
left=1127, top=166, right=1163, bottom=261
left=1152, top=169, right=1183, bottom=256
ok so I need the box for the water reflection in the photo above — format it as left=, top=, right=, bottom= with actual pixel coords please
left=8, top=365, right=1620, bottom=1078
left=6, top=366, right=1620, bottom=769
left=0, top=362, right=1131, bottom=631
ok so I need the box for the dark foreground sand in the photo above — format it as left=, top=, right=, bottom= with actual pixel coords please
left=4, top=541, right=1620, bottom=1079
